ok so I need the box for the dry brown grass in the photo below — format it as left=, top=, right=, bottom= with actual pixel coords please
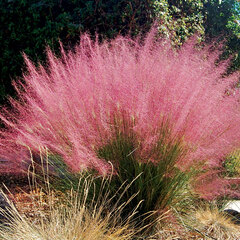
left=1, top=156, right=239, bottom=240
left=1, top=188, right=240, bottom=239
left=0, top=177, right=137, bottom=240
left=179, top=203, right=240, bottom=240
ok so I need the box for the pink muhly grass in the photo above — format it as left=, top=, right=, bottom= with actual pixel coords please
left=0, top=31, right=240, bottom=199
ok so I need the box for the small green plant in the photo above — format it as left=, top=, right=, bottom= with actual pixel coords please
left=224, top=150, right=240, bottom=177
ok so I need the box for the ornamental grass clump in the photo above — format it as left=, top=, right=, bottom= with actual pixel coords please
left=0, top=31, right=240, bottom=209
left=0, top=179, right=137, bottom=240
left=182, top=203, right=240, bottom=240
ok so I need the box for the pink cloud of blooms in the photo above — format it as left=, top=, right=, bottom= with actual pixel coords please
left=0, top=31, right=240, bottom=198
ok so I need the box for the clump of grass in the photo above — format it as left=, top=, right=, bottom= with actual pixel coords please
left=1, top=28, right=240, bottom=238
left=0, top=177, right=138, bottom=240
left=95, top=117, right=198, bottom=227
left=181, top=202, right=240, bottom=240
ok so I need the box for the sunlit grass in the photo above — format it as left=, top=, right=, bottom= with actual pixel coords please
left=0, top=175, right=138, bottom=240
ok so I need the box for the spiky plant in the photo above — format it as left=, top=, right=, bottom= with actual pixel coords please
left=0, top=30, right=240, bottom=224
left=0, top=176, right=138, bottom=240
left=95, top=116, right=197, bottom=225
left=182, top=203, right=240, bottom=240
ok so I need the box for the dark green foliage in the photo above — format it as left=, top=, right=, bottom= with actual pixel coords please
left=153, top=0, right=205, bottom=46
left=0, top=0, right=78, bottom=103
left=225, top=1, right=240, bottom=73
left=203, top=0, right=234, bottom=38
left=203, top=0, right=240, bottom=74
left=96, top=130, right=194, bottom=226
left=153, top=0, right=240, bottom=72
